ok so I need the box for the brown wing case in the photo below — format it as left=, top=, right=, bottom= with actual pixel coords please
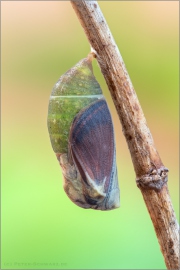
left=68, top=99, right=120, bottom=210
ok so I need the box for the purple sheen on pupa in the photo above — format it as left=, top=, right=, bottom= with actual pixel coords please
left=67, top=99, right=120, bottom=210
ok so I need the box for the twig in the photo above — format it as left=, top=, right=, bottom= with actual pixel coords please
left=70, top=1, right=179, bottom=269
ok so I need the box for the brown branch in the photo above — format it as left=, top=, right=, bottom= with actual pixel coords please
left=70, top=1, right=179, bottom=269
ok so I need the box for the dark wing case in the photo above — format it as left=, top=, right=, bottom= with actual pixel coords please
left=69, top=99, right=120, bottom=210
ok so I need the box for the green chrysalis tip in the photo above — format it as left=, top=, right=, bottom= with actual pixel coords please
left=51, top=55, right=102, bottom=96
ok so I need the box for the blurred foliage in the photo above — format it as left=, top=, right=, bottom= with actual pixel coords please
left=2, top=2, right=179, bottom=269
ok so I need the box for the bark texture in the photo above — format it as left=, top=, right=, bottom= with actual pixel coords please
left=70, top=1, right=179, bottom=269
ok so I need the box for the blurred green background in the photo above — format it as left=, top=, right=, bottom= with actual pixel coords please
left=1, top=1, right=179, bottom=269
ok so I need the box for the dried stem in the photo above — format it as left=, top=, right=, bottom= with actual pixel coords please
left=70, top=1, right=179, bottom=269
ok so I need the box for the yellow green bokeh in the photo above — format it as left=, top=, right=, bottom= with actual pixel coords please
left=2, top=1, right=179, bottom=269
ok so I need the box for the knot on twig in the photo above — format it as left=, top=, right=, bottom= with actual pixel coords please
left=136, top=167, right=169, bottom=192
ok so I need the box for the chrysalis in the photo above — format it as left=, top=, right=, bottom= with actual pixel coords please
left=47, top=53, right=120, bottom=210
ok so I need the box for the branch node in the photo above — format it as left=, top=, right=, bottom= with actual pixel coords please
left=136, top=167, right=169, bottom=192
